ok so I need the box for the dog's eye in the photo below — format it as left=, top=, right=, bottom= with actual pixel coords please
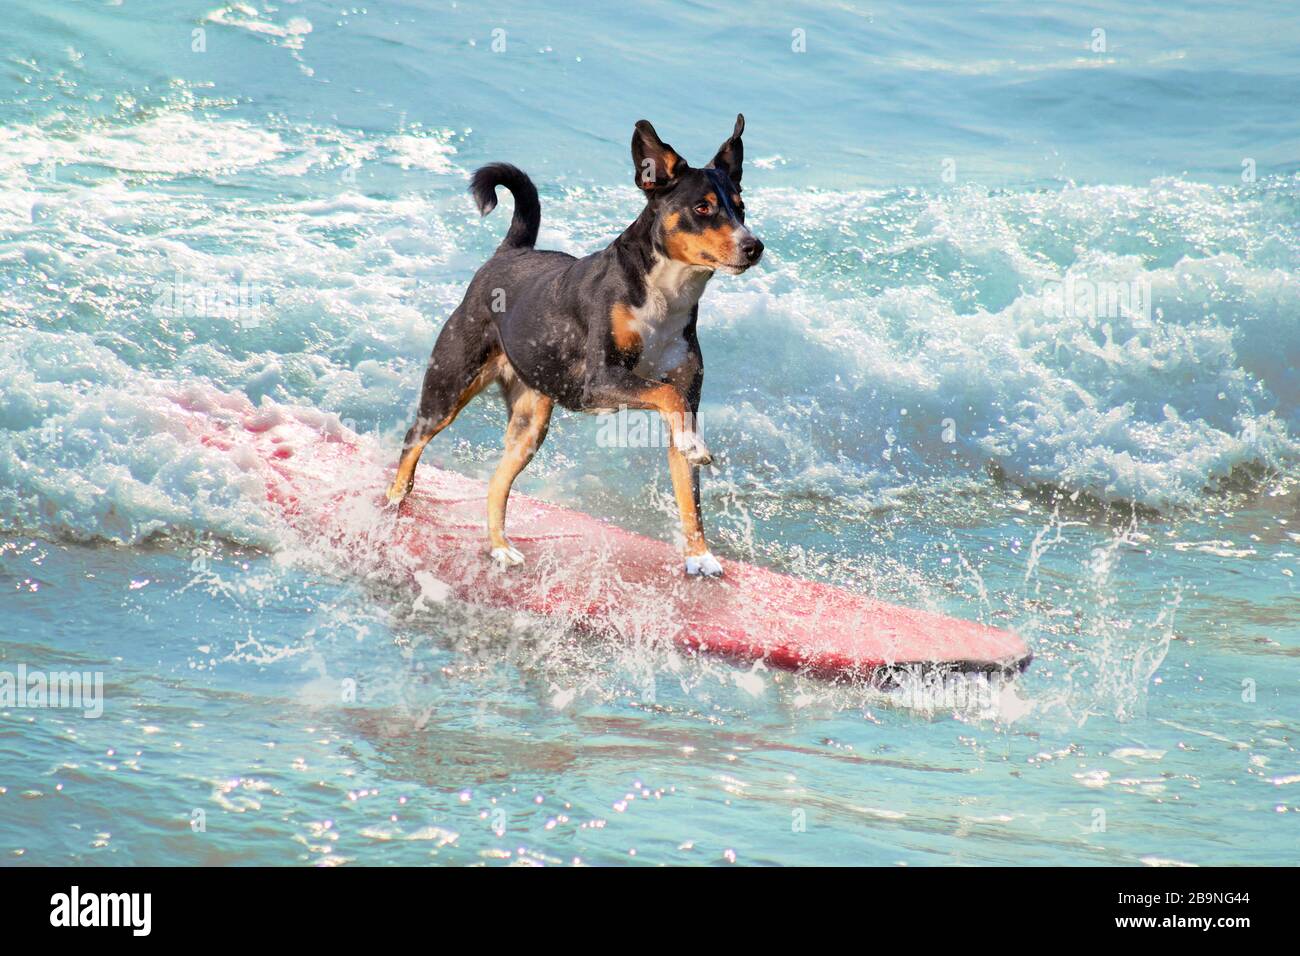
left=693, top=201, right=712, bottom=216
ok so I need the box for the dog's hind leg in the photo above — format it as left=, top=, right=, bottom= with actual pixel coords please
left=486, top=374, right=553, bottom=567
left=387, top=307, right=502, bottom=504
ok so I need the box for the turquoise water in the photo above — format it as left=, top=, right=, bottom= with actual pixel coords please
left=1, top=0, right=1298, bottom=865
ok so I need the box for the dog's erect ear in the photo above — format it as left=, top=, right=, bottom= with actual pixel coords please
left=709, top=113, right=745, bottom=185
left=631, top=120, right=685, bottom=192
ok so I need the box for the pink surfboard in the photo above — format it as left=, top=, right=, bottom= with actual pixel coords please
left=174, top=389, right=1031, bottom=681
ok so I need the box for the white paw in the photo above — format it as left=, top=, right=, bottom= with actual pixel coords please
left=684, top=551, right=724, bottom=577
left=674, top=430, right=713, bottom=466
left=490, top=544, right=525, bottom=568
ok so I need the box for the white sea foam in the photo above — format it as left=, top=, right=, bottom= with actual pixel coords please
left=383, top=130, right=459, bottom=173
left=205, top=5, right=313, bottom=52
left=0, top=332, right=272, bottom=545
left=0, top=112, right=285, bottom=178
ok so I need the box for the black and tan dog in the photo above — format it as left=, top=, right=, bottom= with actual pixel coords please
left=386, top=115, right=763, bottom=577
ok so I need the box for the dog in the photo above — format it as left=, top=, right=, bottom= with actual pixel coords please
left=385, top=114, right=763, bottom=577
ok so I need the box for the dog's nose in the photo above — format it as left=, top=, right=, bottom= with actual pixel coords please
left=741, top=236, right=764, bottom=263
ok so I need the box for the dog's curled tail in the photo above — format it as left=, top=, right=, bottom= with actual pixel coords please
left=470, top=163, right=540, bottom=250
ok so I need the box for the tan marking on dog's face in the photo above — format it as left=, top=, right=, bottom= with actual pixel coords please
left=610, top=303, right=642, bottom=352
left=663, top=212, right=737, bottom=268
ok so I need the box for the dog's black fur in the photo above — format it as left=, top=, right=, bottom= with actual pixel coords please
left=387, top=115, right=762, bottom=577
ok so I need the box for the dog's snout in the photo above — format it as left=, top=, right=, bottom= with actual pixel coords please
left=741, top=236, right=764, bottom=263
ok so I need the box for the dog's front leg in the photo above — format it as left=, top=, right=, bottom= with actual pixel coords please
left=661, top=352, right=710, bottom=471
left=660, top=353, right=720, bottom=577
left=582, top=366, right=721, bottom=577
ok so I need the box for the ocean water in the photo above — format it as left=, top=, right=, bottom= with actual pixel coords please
left=1, top=0, right=1298, bottom=866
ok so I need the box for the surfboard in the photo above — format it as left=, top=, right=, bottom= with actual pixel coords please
left=173, top=389, right=1031, bottom=682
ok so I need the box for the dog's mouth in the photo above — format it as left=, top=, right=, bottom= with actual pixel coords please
left=694, top=244, right=762, bottom=275
left=721, top=237, right=763, bottom=274
left=718, top=253, right=763, bottom=275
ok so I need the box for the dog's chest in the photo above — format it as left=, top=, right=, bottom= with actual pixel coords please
left=629, top=259, right=710, bottom=378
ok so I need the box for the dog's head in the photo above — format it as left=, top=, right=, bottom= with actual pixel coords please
left=631, top=114, right=763, bottom=275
